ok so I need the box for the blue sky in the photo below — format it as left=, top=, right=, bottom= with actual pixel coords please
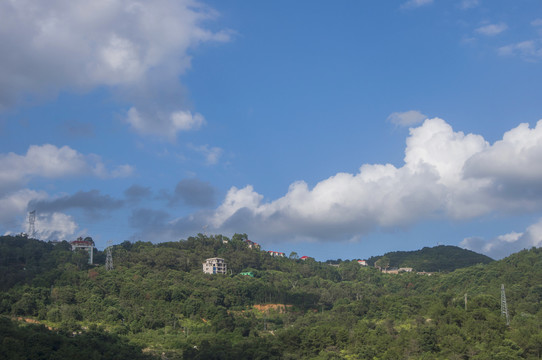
left=1, top=0, right=542, bottom=260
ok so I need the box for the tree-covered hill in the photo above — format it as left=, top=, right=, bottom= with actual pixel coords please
left=367, top=245, right=494, bottom=272
left=0, top=234, right=540, bottom=359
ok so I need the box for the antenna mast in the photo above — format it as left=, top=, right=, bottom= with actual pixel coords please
left=105, top=240, right=114, bottom=271
left=501, top=284, right=510, bottom=326
left=27, top=210, right=36, bottom=238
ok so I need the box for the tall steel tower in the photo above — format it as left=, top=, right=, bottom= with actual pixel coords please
left=501, top=284, right=510, bottom=326
left=105, top=240, right=114, bottom=271
left=27, top=210, right=36, bottom=238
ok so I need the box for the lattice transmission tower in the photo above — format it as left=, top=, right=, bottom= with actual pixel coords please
left=105, top=240, right=114, bottom=271
left=27, top=210, right=36, bottom=238
left=501, top=284, right=510, bottom=326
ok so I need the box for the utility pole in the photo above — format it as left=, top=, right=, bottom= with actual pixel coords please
left=105, top=240, right=114, bottom=271
left=501, top=284, right=510, bottom=326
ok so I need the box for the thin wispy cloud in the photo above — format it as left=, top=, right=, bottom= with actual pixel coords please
left=499, top=40, right=542, bottom=62
left=475, top=23, right=508, bottom=36
left=460, top=0, right=480, bottom=10
left=189, top=144, right=224, bottom=165
left=387, top=110, right=427, bottom=127
left=401, top=0, right=433, bottom=9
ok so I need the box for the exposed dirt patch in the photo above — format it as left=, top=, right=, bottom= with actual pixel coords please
left=15, top=317, right=53, bottom=330
left=253, top=304, right=292, bottom=313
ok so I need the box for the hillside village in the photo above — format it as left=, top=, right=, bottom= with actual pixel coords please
left=0, top=234, right=539, bottom=359
left=59, top=233, right=476, bottom=277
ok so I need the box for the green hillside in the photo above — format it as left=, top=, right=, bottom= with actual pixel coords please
left=0, top=234, right=541, bottom=359
left=367, top=245, right=494, bottom=272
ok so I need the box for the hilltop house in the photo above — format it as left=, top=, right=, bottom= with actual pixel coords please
left=203, top=257, right=228, bottom=274
left=300, top=256, right=312, bottom=260
left=268, top=251, right=285, bottom=257
left=70, top=237, right=94, bottom=264
left=357, top=260, right=368, bottom=266
left=245, top=239, right=260, bottom=249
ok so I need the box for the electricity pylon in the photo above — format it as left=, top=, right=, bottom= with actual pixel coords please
left=28, top=210, right=36, bottom=238
left=501, top=284, right=509, bottom=326
left=105, top=240, right=114, bottom=271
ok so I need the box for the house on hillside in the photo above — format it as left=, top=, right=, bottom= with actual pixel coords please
left=382, top=267, right=399, bottom=274
left=357, top=260, right=368, bottom=266
left=300, top=256, right=312, bottom=261
left=381, top=267, right=414, bottom=274
left=245, top=239, right=260, bottom=249
left=203, top=257, right=227, bottom=274
left=268, top=251, right=285, bottom=257
left=70, top=237, right=94, bottom=264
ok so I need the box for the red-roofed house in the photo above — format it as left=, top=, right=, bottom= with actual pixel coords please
left=70, top=237, right=94, bottom=264
left=300, top=256, right=311, bottom=260
left=245, top=239, right=260, bottom=249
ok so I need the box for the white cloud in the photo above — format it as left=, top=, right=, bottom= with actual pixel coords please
left=464, top=122, right=542, bottom=182
left=126, top=107, right=206, bottom=139
left=499, top=40, right=542, bottom=62
left=0, top=144, right=133, bottom=193
left=152, top=117, right=542, bottom=244
left=0, top=189, right=47, bottom=228
left=34, top=212, right=79, bottom=241
left=461, top=220, right=542, bottom=259
left=401, top=0, right=433, bottom=9
left=0, top=0, right=231, bottom=138
left=460, top=0, right=480, bottom=9
left=388, top=110, right=427, bottom=127
left=475, top=23, right=508, bottom=36
left=189, top=144, right=223, bottom=165
left=531, top=19, right=542, bottom=27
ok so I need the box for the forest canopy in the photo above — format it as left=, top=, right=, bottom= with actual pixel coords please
left=0, top=234, right=540, bottom=359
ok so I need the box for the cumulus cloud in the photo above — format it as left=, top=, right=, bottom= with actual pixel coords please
left=475, top=23, right=508, bottom=36
left=125, top=108, right=206, bottom=140
left=401, top=0, right=433, bottom=9
left=0, top=0, right=231, bottom=139
left=0, top=189, right=47, bottom=229
left=461, top=219, right=542, bottom=259
left=134, top=117, right=542, bottom=245
left=0, top=144, right=132, bottom=193
left=171, top=178, right=216, bottom=207
left=33, top=212, right=79, bottom=241
left=388, top=110, right=427, bottom=127
left=499, top=40, right=542, bottom=62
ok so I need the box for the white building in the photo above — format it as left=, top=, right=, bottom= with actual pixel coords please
left=70, top=237, right=94, bottom=264
left=203, top=257, right=227, bottom=274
